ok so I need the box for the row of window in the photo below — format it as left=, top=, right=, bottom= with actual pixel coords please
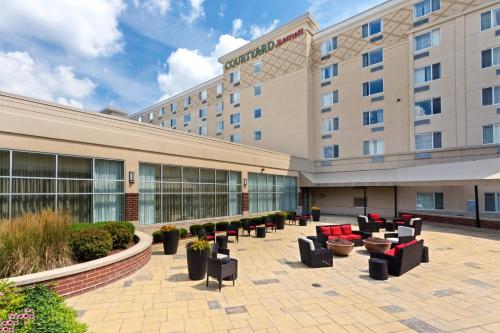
left=417, top=192, right=500, bottom=213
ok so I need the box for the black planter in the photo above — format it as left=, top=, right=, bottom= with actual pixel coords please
left=162, top=230, right=179, bottom=255
left=312, top=210, right=321, bottom=222
left=187, top=248, right=210, bottom=280
left=275, top=216, right=285, bottom=230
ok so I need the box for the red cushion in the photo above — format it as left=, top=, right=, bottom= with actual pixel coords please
left=337, top=234, right=361, bottom=241
left=331, top=226, right=343, bottom=237
left=265, top=223, right=275, bottom=227
left=340, top=224, right=352, bottom=235
left=206, top=235, right=215, bottom=241
left=319, top=226, right=331, bottom=236
left=368, top=213, right=380, bottom=220
left=401, top=214, right=412, bottom=222
left=395, top=221, right=405, bottom=225
left=373, top=219, right=384, bottom=223
left=226, top=231, right=237, bottom=235
left=384, top=248, right=396, bottom=256
left=247, top=226, right=256, bottom=230
left=394, top=239, right=418, bottom=256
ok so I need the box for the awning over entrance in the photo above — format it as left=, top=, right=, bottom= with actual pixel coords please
left=300, top=158, right=500, bottom=187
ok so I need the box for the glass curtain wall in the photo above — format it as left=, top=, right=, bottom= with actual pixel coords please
left=248, top=173, right=298, bottom=214
left=0, top=149, right=124, bottom=222
left=138, top=163, right=242, bottom=225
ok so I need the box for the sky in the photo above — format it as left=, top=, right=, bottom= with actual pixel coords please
left=0, top=0, right=386, bottom=113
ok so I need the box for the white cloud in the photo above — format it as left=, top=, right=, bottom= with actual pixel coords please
left=249, top=19, right=279, bottom=40
left=133, top=0, right=171, bottom=15
left=232, top=19, right=243, bottom=36
left=218, top=3, right=226, bottom=18
left=181, top=0, right=205, bottom=25
left=0, top=0, right=126, bottom=57
left=307, top=0, right=386, bottom=26
left=157, top=34, right=248, bottom=99
left=0, top=51, right=96, bottom=108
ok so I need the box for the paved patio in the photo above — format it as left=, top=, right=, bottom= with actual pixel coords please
left=68, top=216, right=500, bottom=333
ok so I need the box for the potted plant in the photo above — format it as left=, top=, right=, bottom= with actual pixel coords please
left=312, top=207, right=321, bottom=222
left=186, top=239, right=211, bottom=280
left=275, top=212, right=286, bottom=230
left=161, top=225, right=179, bottom=255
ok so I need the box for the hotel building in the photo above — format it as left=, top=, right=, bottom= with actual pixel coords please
left=1, top=0, right=500, bottom=229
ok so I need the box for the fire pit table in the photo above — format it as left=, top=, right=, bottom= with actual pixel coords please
left=363, top=237, right=392, bottom=254
left=326, top=238, right=354, bottom=256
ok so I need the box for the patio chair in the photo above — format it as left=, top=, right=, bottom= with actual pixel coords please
left=370, top=239, right=424, bottom=276
left=226, top=224, right=239, bottom=242
left=408, top=218, right=422, bottom=236
left=241, top=219, right=256, bottom=236
left=384, top=226, right=415, bottom=245
left=357, top=215, right=380, bottom=233
left=211, top=242, right=230, bottom=260
left=198, top=228, right=215, bottom=242
left=367, top=213, right=387, bottom=228
left=298, top=237, right=333, bottom=268
left=206, top=257, right=237, bottom=291
left=265, top=216, right=277, bottom=233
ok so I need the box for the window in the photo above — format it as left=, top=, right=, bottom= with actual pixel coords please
left=169, top=118, right=177, bottom=128
left=184, top=96, right=191, bottom=107
left=362, top=79, right=384, bottom=96
left=198, top=108, right=207, bottom=119
left=216, top=83, right=223, bottom=95
left=230, top=92, right=240, bottom=105
left=254, top=84, right=262, bottom=96
left=138, top=116, right=143, bottom=122
left=230, top=134, right=241, bottom=143
left=414, top=0, right=440, bottom=19
left=229, top=71, right=240, bottom=84
left=483, top=124, right=500, bottom=144
left=321, top=37, right=338, bottom=55
left=148, top=112, right=154, bottom=121
left=160, top=121, right=165, bottom=128
left=159, top=107, right=165, bottom=116
left=485, top=193, right=500, bottom=212
left=198, top=125, right=207, bottom=136
left=254, top=130, right=262, bottom=141
left=184, top=112, right=191, bottom=124
left=216, top=120, right=224, bottom=134
left=415, top=97, right=441, bottom=116
left=216, top=101, right=223, bottom=114
left=322, top=145, right=339, bottom=160
left=321, top=63, right=339, bottom=80
left=363, top=139, right=384, bottom=156
left=362, top=19, right=383, bottom=38
left=321, top=91, right=339, bottom=106
left=415, top=132, right=442, bottom=150
left=481, top=8, right=500, bottom=31
left=362, top=48, right=383, bottom=67
left=415, top=29, right=440, bottom=52
left=199, top=90, right=207, bottom=102
left=254, top=108, right=262, bottom=119
left=248, top=173, right=297, bottom=213
left=482, top=47, right=500, bottom=68
left=321, top=117, right=339, bottom=132
left=170, top=103, right=177, bottom=113
left=482, top=85, right=500, bottom=106
left=416, top=192, right=443, bottom=210
left=230, top=113, right=240, bottom=125
left=254, top=61, right=262, bottom=74
left=415, top=63, right=441, bottom=85
left=363, top=109, right=384, bottom=126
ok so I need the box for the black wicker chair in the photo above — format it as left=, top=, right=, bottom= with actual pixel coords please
left=226, top=224, right=239, bottom=242
left=206, top=258, right=237, bottom=291
left=370, top=240, right=424, bottom=276
left=265, top=216, right=277, bottom=233
left=298, top=238, right=333, bottom=268
left=197, top=228, right=215, bottom=242
left=211, top=243, right=230, bottom=259
left=357, top=215, right=380, bottom=233
left=242, top=219, right=256, bottom=236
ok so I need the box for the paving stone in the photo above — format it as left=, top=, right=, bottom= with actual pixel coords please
left=401, top=318, right=443, bottom=333
left=77, top=310, right=86, bottom=318
left=273, top=270, right=288, bottom=275
left=433, top=289, right=461, bottom=297
left=123, top=280, right=133, bottom=288
left=253, top=279, right=280, bottom=285
left=173, top=254, right=186, bottom=259
left=381, top=305, right=404, bottom=313
left=464, top=262, right=481, bottom=269
left=225, top=306, right=247, bottom=315
left=208, top=300, right=221, bottom=309
left=384, top=287, right=401, bottom=292
left=170, top=266, right=185, bottom=269
left=323, top=290, right=338, bottom=297
left=463, top=279, right=495, bottom=289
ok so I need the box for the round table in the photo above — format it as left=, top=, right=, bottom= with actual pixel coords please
left=216, top=235, right=228, bottom=249
left=363, top=238, right=392, bottom=253
left=327, top=240, right=354, bottom=256
left=299, top=218, right=307, bottom=226
left=256, top=226, right=266, bottom=238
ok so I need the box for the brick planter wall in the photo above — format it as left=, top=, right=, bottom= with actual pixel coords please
left=402, top=212, right=500, bottom=230
left=125, top=193, right=139, bottom=221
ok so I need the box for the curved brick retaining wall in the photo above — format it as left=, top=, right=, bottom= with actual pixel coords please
left=9, top=231, right=152, bottom=297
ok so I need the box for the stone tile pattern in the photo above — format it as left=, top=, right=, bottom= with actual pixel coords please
left=124, top=193, right=139, bottom=221
left=68, top=216, right=500, bottom=333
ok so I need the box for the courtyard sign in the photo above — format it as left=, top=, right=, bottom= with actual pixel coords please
left=224, top=28, right=304, bottom=70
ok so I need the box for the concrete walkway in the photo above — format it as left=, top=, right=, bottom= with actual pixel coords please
left=67, top=216, right=500, bottom=333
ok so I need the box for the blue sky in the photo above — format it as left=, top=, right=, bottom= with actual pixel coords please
left=0, top=0, right=385, bottom=113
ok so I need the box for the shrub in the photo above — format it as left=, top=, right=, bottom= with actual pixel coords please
left=152, top=230, right=163, bottom=243
left=21, top=285, right=88, bottom=333
left=202, top=222, right=215, bottom=233
left=102, top=222, right=133, bottom=249
left=0, top=210, right=74, bottom=278
left=0, top=281, right=24, bottom=320
left=70, top=221, right=135, bottom=236
left=189, top=224, right=202, bottom=236
left=179, top=228, right=188, bottom=238
left=215, top=221, right=229, bottom=231
left=230, top=221, right=241, bottom=228
left=69, top=229, right=113, bottom=262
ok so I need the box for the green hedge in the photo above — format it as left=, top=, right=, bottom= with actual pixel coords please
left=102, top=222, right=133, bottom=249
left=69, top=221, right=135, bottom=235
left=69, top=229, right=113, bottom=262
left=215, top=221, right=229, bottom=231
left=201, top=222, right=215, bottom=233
left=189, top=224, right=202, bottom=236
left=179, top=228, right=188, bottom=238
left=152, top=230, right=162, bottom=243
left=230, top=221, right=242, bottom=228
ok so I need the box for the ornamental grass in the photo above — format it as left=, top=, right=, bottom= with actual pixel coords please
left=0, top=210, right=74, bottom=278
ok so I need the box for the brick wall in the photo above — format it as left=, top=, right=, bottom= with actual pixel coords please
left=402, top=212, right=500, bottom=230
left=22, top=244, right=151, bottom=298
left=125, top=193, right=139, bottom=221
left=242, top=192, right=249, bottom=212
